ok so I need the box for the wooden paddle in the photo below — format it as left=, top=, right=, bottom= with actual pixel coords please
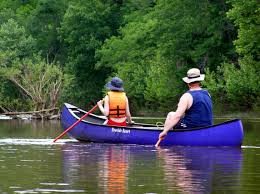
left=53, top=104, right=98, bottom=143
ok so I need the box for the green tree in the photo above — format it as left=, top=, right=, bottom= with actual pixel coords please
left=227, top=0, right=259, bottom=60
left=0, top=8, right=16, bottom=25
left=225, top=0, right=260, bottom=109
left=0, top=19, right=36, bottom=111
left=0, top=19, right=65, bottom=113
left=0, top=19, right=35, bottom=67
left=205, top=0, right=259, bottom=111
left=60, top=0, right=123, bottom=107
left=0, top=0, right=36, bottom=26
left=26, top=0, right=68, bottom=62
left=98, top=0, right=236, bottom=112
left=1, top=57, right=64, bottom=111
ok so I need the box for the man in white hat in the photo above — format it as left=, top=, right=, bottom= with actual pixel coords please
left=158, top=68, right=213, bottom=140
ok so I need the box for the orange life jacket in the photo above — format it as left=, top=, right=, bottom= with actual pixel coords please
left=107, top=91, right=126, bottom=118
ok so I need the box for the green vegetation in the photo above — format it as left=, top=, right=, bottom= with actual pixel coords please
left=0, top=0, right=259, bottom=116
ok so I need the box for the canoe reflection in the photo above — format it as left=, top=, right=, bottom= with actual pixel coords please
left=61, top=144, right=242, bottom=193
left=157, top=147, right=243, bottom=193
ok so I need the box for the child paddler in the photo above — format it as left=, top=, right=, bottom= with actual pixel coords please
left=97, top=77, right=133, bottom=126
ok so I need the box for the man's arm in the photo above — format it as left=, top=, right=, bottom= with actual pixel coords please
left=159, top=93, right=191, bottom=138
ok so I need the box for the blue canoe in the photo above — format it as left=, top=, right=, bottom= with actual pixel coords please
left=60, top=103, right=244, bottom=146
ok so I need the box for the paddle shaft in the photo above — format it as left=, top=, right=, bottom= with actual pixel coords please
left=53, top=104, right=98, bottom=143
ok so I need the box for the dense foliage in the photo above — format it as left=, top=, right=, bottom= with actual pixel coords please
left=0, top=0, right=259, bottom=115
left=204, top=0, right=260, bottom=112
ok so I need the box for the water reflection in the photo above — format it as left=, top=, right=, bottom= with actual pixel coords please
left=61, top=144, right=243, bottom=193
left=62, top=143, right=130, bottom=193
left=99, top=146, right=128, bottom=194
left=0, top=119, right=258, bottom=193
left=157, top=147, right=243, bottom=193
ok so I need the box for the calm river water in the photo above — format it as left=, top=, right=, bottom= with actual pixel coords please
left=0, top=119, right=259, bottom=193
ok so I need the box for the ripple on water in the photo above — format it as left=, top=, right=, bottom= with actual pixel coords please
left=14, top=188, right=85, bottom=193
left=0, top=138, right=77, bottom=145
left=242, top=145, right=260, bottom=149
left=40, top=183, right=70, bottom=186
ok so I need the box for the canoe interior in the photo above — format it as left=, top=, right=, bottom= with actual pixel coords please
left=66, top=103, right=241, bottom=132
left=68, top=106, right=162, bottom=130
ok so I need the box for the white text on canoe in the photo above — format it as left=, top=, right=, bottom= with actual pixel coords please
left=111, top=127, right=130, bottom=134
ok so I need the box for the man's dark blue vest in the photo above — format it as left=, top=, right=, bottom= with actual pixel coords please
left=182, top=90, right=213, bottom=128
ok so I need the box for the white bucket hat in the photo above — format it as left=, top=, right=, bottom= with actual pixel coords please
left=182, top=68, right=205, bottom=83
